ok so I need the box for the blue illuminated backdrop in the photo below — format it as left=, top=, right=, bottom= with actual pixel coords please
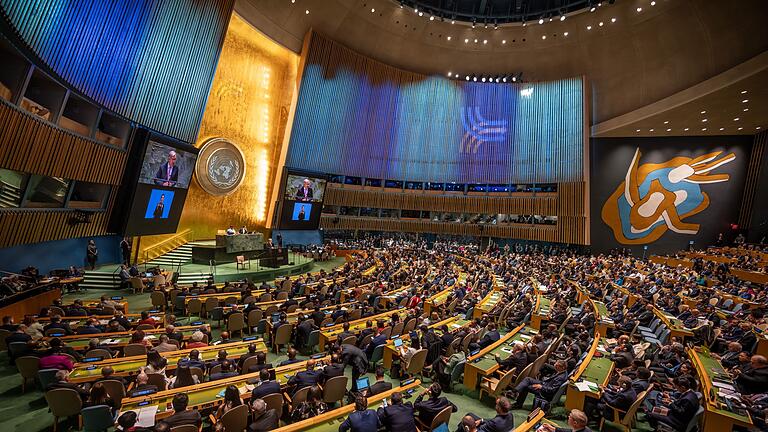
left=287, top=34, right=585, bottom=184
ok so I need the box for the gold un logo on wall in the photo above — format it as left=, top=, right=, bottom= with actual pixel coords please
left=601, top=148, right=735, bottom=244
left=195, top=138, right=246, bottom=196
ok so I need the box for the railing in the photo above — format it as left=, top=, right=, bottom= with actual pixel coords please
left=140, top=229, right=193, bottom=264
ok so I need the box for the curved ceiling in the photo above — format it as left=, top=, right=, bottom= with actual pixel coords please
left=398, top=0, right=596, bottom=24
left=236, top=0, right=768, bottom=130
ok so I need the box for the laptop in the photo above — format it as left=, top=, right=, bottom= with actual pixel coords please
left=356, top=377, right=370, bottom=391
left=393, top=338, right=403, bottom=348
left=271, top=313, right=281, bottom=324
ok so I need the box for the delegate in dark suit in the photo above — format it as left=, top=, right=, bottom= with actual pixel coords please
left=341, top=344, right=369, bottom=390
left=377, top=401, right=417, bottom=432
left=295, top=186, right=313, bottom=201
left=340, top=409, right=381, bottom=432
left=248, top=409, right=279, bottom=432
left=163, top=410, right=201, bottom=428
left=154, top=163, right=179, bottom=186
left=288, top=369, right=321, bottom=395
left=369, top=380, right=393, bottom=396
left=478, top=413, right=515, bottom=432
left=251, top=380, right=282, bottom=400
left=736, top=365, right=768, bottom=395
left=512, top=365, right=568, bottom=407
left=646, top=389, right=699, bottom=431
left=414, top=394, right=457, bottom=425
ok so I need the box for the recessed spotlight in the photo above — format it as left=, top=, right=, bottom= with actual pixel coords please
left=451, top=20, right=455, bottom=24
left=502, top=39, right=506, bottom=44
left=474, top=38, right=478, bottom=43
left=483, top=39, right=488, bottom=44
left=549, top=17, right=553, bottom=22
left=291, top=0, right=295, bottom=3
left=447, top=72, right=452, bottom=77
left=430, top=15, right=435, bottom=21
left=481, top=77, right=486, bottom=82
left=700, top=110, right=706, bottom=114
left=464, top=38, right=469, bottom=43
left=542, top=35, right=546, bottom=40
left=758, top=127, right=762, bottom=130
left=666, top=128, right=672, bottom=132
left=465, top=75, right=470, bottom=81
left=741, top=90, right=748, bottom=94
left=371, top=8, right=375, bottom=13
left=560, top=15, right=566, bottom=21
left=720, top=127, right=725, bottom=131
left=539, top=18, right=544, bottom=24
left=305, top=9, right=309, bottom=14
left=414, top=7, right=418, bottom=12
left=664, top=121, right=669, bottom=124
left=738, top=127, right=743, bottom=130
left=702, top=119, right=708, bottom=122
left=702, top=127, right=707, bottom=131
left=742, top=99, right=749, bottom=103
left=649, top=128, right=654, bottom=132
left=447, top=36, right=452, bottom=41
left=418, top=11, right=423, bottom=16
left=473, top=77, right=477, bottom=82
left=503, top=77, right=507, bottom=82
left=684, top=128, right=690, bottom=131
left=637, top=7, right=643, bottom=12
left=650, top=1, right=656, bottom=5
left=563, top=32, right=569, bottom=36
left=590, top=7, right=596, bottom=12
left=636, top=129, right=641, bottom=132
left=611, top=17, right=617, bottom=23
left=743, top=108, right=749, bottom=112
left=734, top=117, right=740, bottom=121
left=587, top=25, right=592, bottom=30
left=599, top=21, right=604, bottom=26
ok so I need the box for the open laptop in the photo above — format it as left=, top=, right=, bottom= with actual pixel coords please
left=356, top=377, right=370, bottom=391
left=393, top=337, right=403, bottom=348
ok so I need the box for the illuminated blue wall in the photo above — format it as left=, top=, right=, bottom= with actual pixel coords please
left=287, top=35, right=584, bottom=184
left=0, top=0, right=234, bottom=143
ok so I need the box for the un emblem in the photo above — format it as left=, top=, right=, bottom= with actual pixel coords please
left=195, top=138, right=246, bottom=196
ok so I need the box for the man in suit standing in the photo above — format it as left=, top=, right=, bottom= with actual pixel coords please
left=341, top=395, right=382, bottom=432
left=251, top=369, right=282, bottom=400
left=295, top=178, right=313, bottom=202
left=340, top=344, right=369, bottom=391
left=368, top=367, right=393, bottom=396
left=377, top=391, right=417, bottom=432
left=414, top=383, right=457, bottom=426
left=154, top=150, right=179, bottom=187
left=120, top=237, right=131, bottom=265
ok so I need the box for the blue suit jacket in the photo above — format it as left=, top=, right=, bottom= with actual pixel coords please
left=340, top=409, right=380, bottom=432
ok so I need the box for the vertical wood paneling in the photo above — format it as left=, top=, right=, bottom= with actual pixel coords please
left=739, top=131, right=766, bottom=227
left=0, top=0, right=234, bottom=143
left=0, top=210, right=109, bottom=248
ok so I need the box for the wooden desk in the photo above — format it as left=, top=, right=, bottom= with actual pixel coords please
left=319, top=308, right=408, bottom=351
left=473, top=290, right=503, bottom=319
left=512, top=409, right=550, bottom=431
left=69, top=339, right=267, bottom=383
left=463, top=324, right=532, bottom=390
left=62, top=298, right=129, bottom=313
left=0, top=286, right=61, bottom=322
left=273, top=380, right=424, bottom=432
left=37, top=312, right=166, bottom=331
left=531, top=296, right=550, bottom=330
left=653, top=306, right=693, bottom=341
left=564, top=337, right=614, bottom=412
left=50, top=324, right=205, bottom=350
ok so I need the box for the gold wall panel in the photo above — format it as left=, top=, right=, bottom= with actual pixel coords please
left=140, top=14, right=299, bottom=253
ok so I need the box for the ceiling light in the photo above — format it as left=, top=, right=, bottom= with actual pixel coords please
left=741, top=90, right=747, bottom=94
left=702, top=119, right=708, bottom=122
left=742, top=99, right=749, bottom=103
left=418, top=11, right=423, bottom=16
left=539, top=18, right=544, bottom=24
left=502, top=39, right=507, bottom=44
left=481, top=77, right=486, bottom=82
left=650, top=1, right=656, bottom=5
left=464, top=38, right=469, bottom=43
left=590, top=7, right=596, bottom=12
left=666, top=128, right=672, bottom=132
left=587, top=25, right=592, bottom=30
left=473, top=77, right=477, bottom=82
left=465, top=75, right=470, bottom=80
left=430, top=15, right=435, bottom=21
left=512, top=76, right=516, bottom=82
left=702, top=127, right=707, bottom=131
left=743, top=108, right=748, bottom=112
left=636, top=129, right=641, bottom=132
left=684, top=128, right=690, bottom=131
left=371, top=8, right=375, bottom=13
left=758, top=127, right=762, bottom=130
left=664, top=121, right=669, bottom=124
left=447, top=36, right=452, bottom=40
left=720, top=127, right=725, bottom=131
left=611, top=17, right=617, bottom=23
left=738, top=127, right=743, bottom=130
left=700, top=110, right=706, bottom=114
left=599, top=21, right=604, bottom=26
left=414, top=7, right=418, bottom=12
left=734, top=117, right=740, bottom=121
left=542, top=35, right=546, bottom=39
left=637, top=7, right=643, bottom=12
left=502, top=77, right=507, bottom=82
left=563, top=32, right=569, bottom=36
left=474, top=38, right=478, bottom=43
left=447, top=72, right=452, bottom=77
left=305, top=9, right=309, bottom=14
left=483, top=39, right=488, bottom=44
left=649, top=128, right=654, bottom=132
left=560, top=15, right=566, bottom=21
left=291, top=0, right=295, bottom=3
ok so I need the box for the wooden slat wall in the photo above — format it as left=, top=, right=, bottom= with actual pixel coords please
left=0, top=0, right=235, bottom=143
left=0, top=209, right=109, bottom=248
left=322, top=181, right=587, bottom=244
left=0, top=99, right=126, bottom=185
left=738, top=131, right=766, bottom=228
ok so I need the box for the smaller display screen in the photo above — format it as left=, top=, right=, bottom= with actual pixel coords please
left=138, top=141, right=196, bottom=189
left=278, top=170, right=328, bottom=230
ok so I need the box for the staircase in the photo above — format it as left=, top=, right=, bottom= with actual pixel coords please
left=0, top=181, right=22, bottom=207
left=81, top=268, right=120, bottom=290
left=176, top=271, right=214, bottom=286
left=144, top=243, right=193, bottom=267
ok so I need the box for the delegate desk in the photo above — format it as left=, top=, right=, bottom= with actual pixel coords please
left=68, top=339, right=267, bottom=383
left=51, top=325, right=205, bottom=350
left=273, top=379, right=424, bottom=432
left=564, top=337, right=614, bottom=412
left=61, top=298, right=129, bottom=313
left=689, top=347, right=753, bottom=432
left=383, top=316, right=470, bottom=369
left=512, top=409, right=552, bottom=432
left=473, top=290, right=503, bottom=319
left=424, top=287, right=455, bottom=315
left=530, top=296, right=550, bottom=330
left=265, top=301, right=359, bottom=335
left=463, top=324, right=536, bottom=390
left=120, top=355, right=329, bottom=422
left=318, top=308, right=409, bottom=351
left=592, top=301, right=614, bottom=337
left=652, top=306, right=694, bottom=342
left=37, top=312, right=165, bottom=330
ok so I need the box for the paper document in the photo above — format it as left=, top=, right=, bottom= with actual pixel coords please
left=712, top=381, right=736, bottom=391
left=574, top=380, right=599, bottom=392
left=124, top=405, right=158, bottom=428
